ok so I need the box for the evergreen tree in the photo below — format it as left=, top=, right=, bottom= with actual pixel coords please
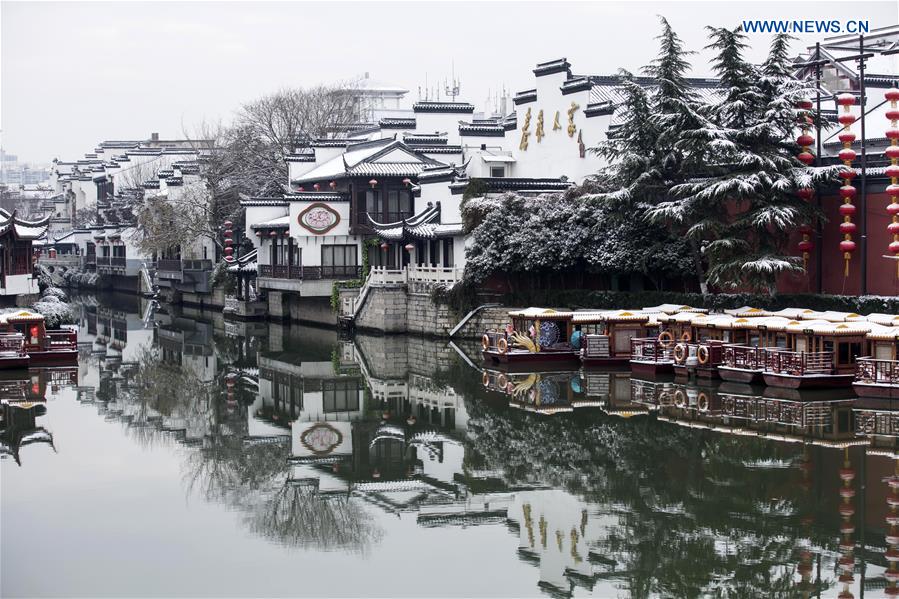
left=648, top=27, right=833, bottom=295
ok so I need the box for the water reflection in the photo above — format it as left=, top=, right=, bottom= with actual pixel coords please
left=0, top=367, right=76, bottom=465
left=6, top=293, right=899, bottom=597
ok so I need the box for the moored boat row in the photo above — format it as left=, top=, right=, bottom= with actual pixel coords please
left=0, top=311, right=78, bottom=370
left=482, top=306, right=899, bottom=394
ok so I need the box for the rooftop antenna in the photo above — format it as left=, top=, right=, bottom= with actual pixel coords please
left=445, top=60, right=461, bottom=102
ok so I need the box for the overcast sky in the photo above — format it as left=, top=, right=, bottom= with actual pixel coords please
left=2, top=1, right=897, bottom=164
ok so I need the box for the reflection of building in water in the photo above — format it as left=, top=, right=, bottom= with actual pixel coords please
left=0, top=368, right=74, bottom=466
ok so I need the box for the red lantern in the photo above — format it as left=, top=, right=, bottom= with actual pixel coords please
left=838, top=131, right=856, bottom=144
left=797, top=152, right=814, bottom=165
left=839, top=185, right=857, bottom=199
left=839, top=170, right=856, bottom=181
left=838, top=113, right=856, bottom=126
left=29, top=325, right=39, bottom=338
left=380, top=242, right=389, bottom=250
left=837, top=93, right=856, bottom=106
left=796, top=134, right=814, bottom=147
left=369, top=179, right=378, bottom=188
left=283, top=230, right=290, bottom=237
left=313, top=183, right=320, bottom=191
left=796, top=99, right=813, bottom=110
left=886, top=84, right=899, bottom=275
left=223, top=220, right=233, bottom=228
left=404, top=243, right=415, bottom=251
left=329, top=181, right=337, bottom=189
left=798, top=240, right=814, bottom=252
left=797, top=188, right=814, bottom=201
left=839, top=222, right=857, bottom=234
left=224, top=247, right=233, bottom=255
left=225, top=238, right=233, bottom=246
left=297, top=186, right=304, bottom=192
left=255, top=231, right=262, bottom=237
left=402, top=178, right=411, bottom=186
left=838, top=148, right=857, bottom=162
left=269, top=231, right=278, bottom=237
left=223, top=229, right=233, bottom=238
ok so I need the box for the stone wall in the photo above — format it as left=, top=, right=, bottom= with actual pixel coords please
left=352, top=286, right=514, bottom=339
left=354, top=287, right=407, bottom=333
left=288, top=296, right=338, bottom=326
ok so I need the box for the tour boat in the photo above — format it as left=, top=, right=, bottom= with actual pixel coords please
left=629, top=311, right=702, bottom=376
left=575, top=310, right=655, bottom=368
left=0, top=333, right=29, bottom=370
left=761, top=319, right=873, bottom=389
left=0, top=311, right=77, bottom=366
left=482, top=308, right=578, bottom=367
left=852, top=325, right=899, bottom=399
left=670, top=313, right=751, bottom=380
left=717, top=316, right=794, bottom=384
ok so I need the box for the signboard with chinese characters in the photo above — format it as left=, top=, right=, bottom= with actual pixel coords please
left=298, top=203, right=340, bottom=235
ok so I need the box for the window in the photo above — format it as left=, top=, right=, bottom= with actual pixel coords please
left=838, top=342, right=862, bottom=365
left=490, top=165, right=506, bottom=178
left=387, top=190, right=412, bottom=221
left=323, top=379, right=360, bottom=412
left=365, top=190, right=382, bottom=216
left=113, top=246, right=125, bottom=258
left=321, top=245, right=358, bottom=277
left=442, top=239, right=454, bottom=267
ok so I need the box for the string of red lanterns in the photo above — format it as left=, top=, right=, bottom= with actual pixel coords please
left=885, top=88, right=899, bottom=277
left=836, top=93, right=858, bottom=278
left=223, top=219, right=235, bottom=261
left=837, top=451, right=856, bottom=599
left=795, top=99, right=816, bottom=271
left=885, top=465, right=899, bottom=597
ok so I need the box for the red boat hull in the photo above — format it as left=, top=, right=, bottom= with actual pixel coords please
left=580, top=356, right=630, bottom=369
left=630, top=360, right=674, bottom=377
left=717, top=366, right=764, bottom=385
left=482, top=349, right=579, bottom=368
left=852, top=382, right=899, bottom=399
left=27, top=349, right=78, bottom=365
left=762, top=372, right=854, bottom=389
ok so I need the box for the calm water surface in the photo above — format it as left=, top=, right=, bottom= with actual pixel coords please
left=2, top=293, right=898, bottom=598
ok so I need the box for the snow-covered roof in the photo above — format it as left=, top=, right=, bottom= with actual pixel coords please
left=251, top=216, right=290, bottom=230
left=0, top=209, right=49, bottom=240
left=291, top=138, right=445, bottom=184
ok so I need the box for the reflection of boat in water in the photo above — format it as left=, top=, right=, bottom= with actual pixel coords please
left=483, top=369, right=581, bottom=415
left=482, top=309, right=580, bottom=368
left=0, top=401, right=54, bottom=466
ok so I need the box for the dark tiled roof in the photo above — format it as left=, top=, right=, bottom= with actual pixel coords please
left=459, top=123, right=505, bottom=137
left=239, top=198, right=289, bottom=207
left=284, top=191, right=349, bottom=202
left=584, top=101, right=615, bottom=117
left=561, top=76, right=593, bottom=95
left=450, top=177, right=573, bottom=195
left=412, top=102, right=475, bottom=114
left=513, top=89, right=537, bottom=106
left=312, top=140, right=349, bottom=148
left=415, top=145, right=463, bottom=154
left=285, top=153, right=316, bottom=163
left=404, top=134, right=448, bottom=145
left=379, top=118, right=416, bottom=129
left=533, top=58, right=571, bottom=77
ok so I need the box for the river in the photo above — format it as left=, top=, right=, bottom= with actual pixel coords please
left=2, top=292, right=898, bottom=598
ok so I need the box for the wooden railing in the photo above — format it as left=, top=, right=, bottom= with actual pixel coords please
left=259, top=264, right=303, bottom=279
left=43, top=330, right=77, bottom=352
left=723, top=345, right=768, bottom=369
left=673, top=341, right=725, bottom=366
left=855, top=357, right=899, bottom=384
left=631, top=337, right=673, bottom=363
left=156, top=259, right=182, bottom=272
left=0, top=333, right=26, bottom=357
left=111, top=256, right=126, bottom=268
left=764, top=350, right=833, bottom=375
left=96, top=256, right=110, bottom=266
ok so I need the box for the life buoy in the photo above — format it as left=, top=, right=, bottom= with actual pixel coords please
left=482, top=334, right=490, bottom=351
left=497, top=338, right=509, bottom=354
left=697, top=345, right=710, bottom=365
left=674, top=343, right=687, bottom=364
left=674, top=389, right=686, bottom=408
left=497, top=374, right=509, bottom=389
left=658, top=331, right=674, bottom=348
left=680, top=331, right=692, bottom=342
left=698, top=391, right=709, bottom=412
left=482, top=372, right=490, bottom=386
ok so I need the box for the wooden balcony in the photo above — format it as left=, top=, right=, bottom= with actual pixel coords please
left=764, top=350, right=833, bottom=375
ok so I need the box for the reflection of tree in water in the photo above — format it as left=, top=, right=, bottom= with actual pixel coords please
left=463, top=397, right=836, bottom=598
left=245, top=485, right=382, bottom=553
left=114, top=347, right=382, bottom=554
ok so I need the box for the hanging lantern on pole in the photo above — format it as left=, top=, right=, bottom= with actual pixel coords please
left=837, top=93, right=857, bottom=278
left=329, top=181, right=337, bottom=189
left=369, top=179, right=378, bottom=188
left=796, top=99, right=816, bottom=271
left=313, top=183, right=320, bottom=191
left=885, top=88, right=899, bottom=275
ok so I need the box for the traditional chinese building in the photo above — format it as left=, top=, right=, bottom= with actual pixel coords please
left=0, top=208, right=48, bottom=305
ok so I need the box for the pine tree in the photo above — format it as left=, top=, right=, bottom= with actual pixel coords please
left=648, top=27, right=833, bottom=295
